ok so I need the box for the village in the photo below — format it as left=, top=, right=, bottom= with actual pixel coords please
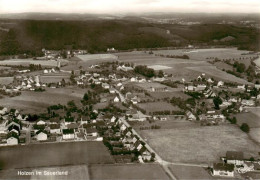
left=0, top=48, right=260, bottom=179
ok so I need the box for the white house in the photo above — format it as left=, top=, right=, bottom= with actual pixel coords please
left=111, top=116, right=116, bottom=123
left=114, top=96, right=120, bottom=103
left=130, top=77, right=137, bottom=82
left=109, top=88, right=116, bottom=94
left=62, top=129, right=75, bottom=140
left=7, top=136, right=18, bottom=145
left=36, top=120, right=46, bottom=126
left=0, top=107, right=8, bottom=115
left=241, top=99, right=255, bottom=106
left=50, top=124, right=61, bottom=134
left=102, top=83, right=110, bottom=89
left=186, top=111, right=196, bottom=121
left=213, top=163, right=234, bottom=177
left=36, top=131, right=48, bottom=141
left=217, top=81, right=224, bottom=87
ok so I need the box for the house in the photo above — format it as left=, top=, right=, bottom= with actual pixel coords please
left=102, top=83, right=110, bottom=89
left=241, top=99, right=255, bottom=106
left=212, top=163, right=234, bottom=177
left=111, top=116, right=116, bottom=123
left=207, top=78, right=214, bottom=83
left=6, top=132, right=19, bottom=145
left=0, top=107, right=8, bottom=115
left=36, top=120, right=46, bottom=126
left=187, top=85, right=195, bottom=91
left=109, top=88, right=116, bottom=94
left=237, top=84, right=246, bottom=90
left=50, top=124, right=61, bottom=134
left=217, top=81, right=224, bottom=87
left=86, top=128, right=98, bottom=136
left=186, top=111, right=196, bottom=121
left=62, top=129, right=75, bottom=140
left=226, top=151, right=244, bottom=165
left=196, top=84, right=207, bottom=91
left=130, top=77, right=137, bottom=82
left=114, top=96, right=120, bottom=103
left=36, top=131, right=48, bottom=141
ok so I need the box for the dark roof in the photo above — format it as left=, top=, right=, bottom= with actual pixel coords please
left=213, top=163, right=234, bottom=172
left=50, top=124, right=60, bottom=129
left=62, top=129, right=74, bottom=134
left=86, top=128, right=97, bottom=133
left=67, top=123, right=78, bottom=129
left=65, top=117, right=74, bottom=122
left=226, top=151, right=244, bottom=160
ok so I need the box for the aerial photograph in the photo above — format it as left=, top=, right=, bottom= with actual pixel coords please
left=0, top=0, right=259, bottom=179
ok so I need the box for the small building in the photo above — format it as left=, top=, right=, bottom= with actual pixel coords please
left=36, top=131, right=48, bottom=141
left=114, top=96, right=120, bottom=103
left=186, top=111, right=196, bottom=121
left=62, top=129, right=75, bottom=140
left=6, top=133, right=19, bottom=145
left=213, top=163, right=234, bottom=177
left=50, top=124, right=61, bottom=134
left=226, top=151, right=244, bottom=165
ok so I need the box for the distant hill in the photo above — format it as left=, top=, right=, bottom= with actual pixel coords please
left=0, top=19, right=259, bottom=56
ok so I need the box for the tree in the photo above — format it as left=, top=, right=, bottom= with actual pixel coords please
left=213, top=96, right=222, bottom=110
left=158, top=70, right=164, bottom=78
left=240, top=123, right=250, bottom=133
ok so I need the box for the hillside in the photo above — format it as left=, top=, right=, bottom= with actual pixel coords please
left=0, top=19, right=259, bottom=56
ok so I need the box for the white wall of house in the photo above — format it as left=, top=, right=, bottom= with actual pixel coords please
left=213, top=170, right=234, bottom=177
left=50, top=129, right=61, bottom=134
left=227, top=159, right=244, bottom=166
left=63, top=134, right=75, bottom=140
left=37, top=132, right=47, bottom=141
left=7, top=137, right=18, bottom=145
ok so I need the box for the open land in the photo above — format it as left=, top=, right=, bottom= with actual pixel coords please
left=236, top=107, right=260, bottom=144
left=0, top=141, right=114, bottom=170
left=135, top=122, right=260, bottom=164
left=0, top=164, right=169, bottom=180
left=137, top=102, right=180, bottom=113
left=89, top=164, right=170, bottom=180
left=116, top=50, right=251, bottom=83
left=0, top=87, right=86, bottom=113
left=169, top=165, right=213, bottom=180
left=0, top=77, right=13, bottom=85
left=0, top=59, right=68, bottom=67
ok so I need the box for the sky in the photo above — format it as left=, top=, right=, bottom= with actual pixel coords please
left=0, top=0, right=259, bottom=14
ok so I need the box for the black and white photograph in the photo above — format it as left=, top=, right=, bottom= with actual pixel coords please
left=0, top=0, right=260, bottom=179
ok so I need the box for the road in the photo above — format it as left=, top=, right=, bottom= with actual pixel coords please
left=114, top=88, right=126, bottom=103
left=26, top=124, right=32, bottom=145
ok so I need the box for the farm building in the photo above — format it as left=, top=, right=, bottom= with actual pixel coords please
left=212, top=163, right=234, bottom=177
left=226, top=151, right=244, bottom=166
left=50, top=124, right=61, bottom=134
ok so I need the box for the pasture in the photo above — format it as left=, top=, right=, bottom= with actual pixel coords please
left=153, top=48, right=255, bottom=62
left=0, top=87, right=86, bottom=113
left=89, top=164, right=170, bottom=180
left=116, top=51, right=250, bottom=83
left=0, top=141, right=114, bottom=170
left=149, top=91, right=190, bottom=100
left=137, top=102, right=180, bottom=113
left=137, top=124, right=260, bottom=164
left=169, top=165, right=213, bottom=180
left=0, top=59, right=68, bottom=67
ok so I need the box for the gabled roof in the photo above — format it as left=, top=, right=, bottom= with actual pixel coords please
left=213, top=163, right=234, bottom=172
left=226, top=151, right=244, bottom=160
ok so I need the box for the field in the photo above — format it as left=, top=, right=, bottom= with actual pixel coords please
left=0, top=59, right=68, bottom=67
left=169, top=165, right=213, bottom=180
left=0, top=87, right=86, bottom=113
left=153, top=48, right=255, bottom=62
left=0, top=164, right=169, bottom=180
left=0, top=141, right=114, bottom=170
left=89, top=164, right=170, bottom=180
left=137, top=102, right=180, bottom=113
left=148, top=65, right=172, bottom=70
left=137, top=123, right=260, bottom=164
left=116, top=51, right=251, bottom=83
left=236, top=107, right=260, bottom=144
left=0, top=77, right=13, bottom=85
left=149, top=91, right=190, bottom=100
left=77, top=54, right=118, bottom=61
